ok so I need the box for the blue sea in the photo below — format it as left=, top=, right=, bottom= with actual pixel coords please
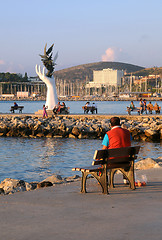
left=0, top=100, right=161, bottom=183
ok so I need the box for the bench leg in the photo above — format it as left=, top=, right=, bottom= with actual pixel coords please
left=109, top=161, right=135, bottom=190
left=81, top=168, right=109, bottom=194
left=109, top=169, right=116, bottom=188
left=81, top=172, right=88, bottom=193
left=91, top=168, right=109, bottom=194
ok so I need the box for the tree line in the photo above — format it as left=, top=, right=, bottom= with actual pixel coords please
left=0, top=72, right=28, bottom=82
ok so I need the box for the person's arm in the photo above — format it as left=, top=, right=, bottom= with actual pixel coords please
left=102, top=134, right=109, bottom=149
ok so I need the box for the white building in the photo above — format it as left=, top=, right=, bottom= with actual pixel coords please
left=87, top=68, right=124, bottom=88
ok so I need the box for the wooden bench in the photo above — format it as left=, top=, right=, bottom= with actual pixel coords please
left=82, top=106, right=97, bottom=114
left=53, top=106, right=70, bottom=114
left=72, top=146, right=140, bottom=194
left=126, top=107, right=140, bottom=115
left=10, top=106, right=24, bottom=113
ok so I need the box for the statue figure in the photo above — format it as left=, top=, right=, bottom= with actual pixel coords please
left=35, top=43, right=58, bottom=110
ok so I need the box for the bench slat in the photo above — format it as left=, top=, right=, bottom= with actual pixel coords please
left=72, top=165, right=102, bottom=172
left=94, top=146, right=140, bottom=160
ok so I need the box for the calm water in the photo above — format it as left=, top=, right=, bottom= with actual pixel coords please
left=0, top=100, right=161, bottom=115
left=0, top=137, right=161, bottom=183
left=0, top=100, right=161, bottom=183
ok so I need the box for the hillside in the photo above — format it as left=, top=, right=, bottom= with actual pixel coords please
left=127, top=67, right=162, bottom=77
left=54, top=61, right=144, bottom=83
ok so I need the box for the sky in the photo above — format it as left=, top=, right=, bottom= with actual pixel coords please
left=0, top=0, right=162, bottom=76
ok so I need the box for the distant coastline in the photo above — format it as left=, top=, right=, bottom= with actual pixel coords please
left=0, top=96, right=161, bottom=102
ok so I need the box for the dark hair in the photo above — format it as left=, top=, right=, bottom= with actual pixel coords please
left=110, top=117, right=120, bottom=127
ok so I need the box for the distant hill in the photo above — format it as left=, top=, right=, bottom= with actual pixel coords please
left=54, top=61, right=144, bottom=83
left=127, top=67, right=162, bottom=77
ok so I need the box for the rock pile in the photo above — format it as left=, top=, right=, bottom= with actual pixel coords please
left=0, top=174, right=80, bottom=195
left=0, top=115, right=161, bottom=141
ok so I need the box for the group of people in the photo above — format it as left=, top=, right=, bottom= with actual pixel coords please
left=43, top=102, right=68, bottom=118
left=128, top=99, right=160, bottom=115
left=83, top=102, right=97, bottom=114
left=53, top=102, right=67, bottom=114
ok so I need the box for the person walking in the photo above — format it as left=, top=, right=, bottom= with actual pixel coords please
left=43, top=105, right=48, bottom=118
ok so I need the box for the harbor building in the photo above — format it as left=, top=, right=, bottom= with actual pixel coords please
left=85, top=68, right=124, bottom=96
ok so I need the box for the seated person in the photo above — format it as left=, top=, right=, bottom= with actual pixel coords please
left=154, top=102, right=160, bottom=114
left=14, top=102, right=18, bottom=107
left=53, top=102, right=61, bottom=114
left=83, top=102, right=91, bottom=113
left=91, top=102, right=97, bottom=114
left=60, top=102, right=66, bottom=113
left=129, top=101, right=135, bottom=110
left=147, top=101, right=154, bottom=114
left=127, top=101, right=136, bottom=114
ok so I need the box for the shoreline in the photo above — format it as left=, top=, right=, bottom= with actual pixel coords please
left=0, top=96, right=162, bottom=102
left=0, top=157, right=162, bottom=195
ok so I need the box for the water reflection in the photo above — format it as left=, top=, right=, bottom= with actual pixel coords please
left=0, top=137, right=161, bottom=183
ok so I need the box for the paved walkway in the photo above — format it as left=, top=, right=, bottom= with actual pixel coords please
left=1, top=168, right=162, bottom=240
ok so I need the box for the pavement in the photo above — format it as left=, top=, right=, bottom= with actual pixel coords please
left=1, top=168, right=162, bottom=240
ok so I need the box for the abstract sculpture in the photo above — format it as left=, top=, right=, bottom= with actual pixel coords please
left=35, top=43, right=58, bottom=110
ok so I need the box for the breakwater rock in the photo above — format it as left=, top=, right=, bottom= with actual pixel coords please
left=0, top=115, right=161, bottom=141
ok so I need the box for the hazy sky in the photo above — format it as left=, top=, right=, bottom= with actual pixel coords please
left=0, top=0, right=162, bottom=76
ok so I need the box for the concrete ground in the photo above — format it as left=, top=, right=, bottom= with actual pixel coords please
left=1, top=168, right=162, bottom=240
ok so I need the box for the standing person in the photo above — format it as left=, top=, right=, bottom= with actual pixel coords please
left=102, top=117, right=132, bottom=184
left=43, top=105, right=48, bottom=118
left=139, top=98, right=144, bottom=115
left=143, top=99, right=147, bottom=114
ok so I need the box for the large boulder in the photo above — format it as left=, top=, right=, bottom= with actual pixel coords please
left=72, top=126, right=80, bottom=136
left=145, top=129, right=160, bottom=140
left=135, top=158, right=160, bottom=170
left=0, top=178, right=26, bottom=194
left=42, top=174, right=63, bottom=184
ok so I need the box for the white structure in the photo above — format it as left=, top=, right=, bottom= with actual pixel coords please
left=35, top=65, right=58, bottom=110
left=17, top=91, right=29, bottom=98
left=87, top=68, right=124, bottom=88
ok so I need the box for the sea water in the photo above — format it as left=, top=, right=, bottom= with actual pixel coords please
left=0, top=137, right=161, bottom=183
left=0, top=100, right=161, bottom=182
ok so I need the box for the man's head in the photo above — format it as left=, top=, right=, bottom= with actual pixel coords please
left=110, top=117, right=120, bottom=127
